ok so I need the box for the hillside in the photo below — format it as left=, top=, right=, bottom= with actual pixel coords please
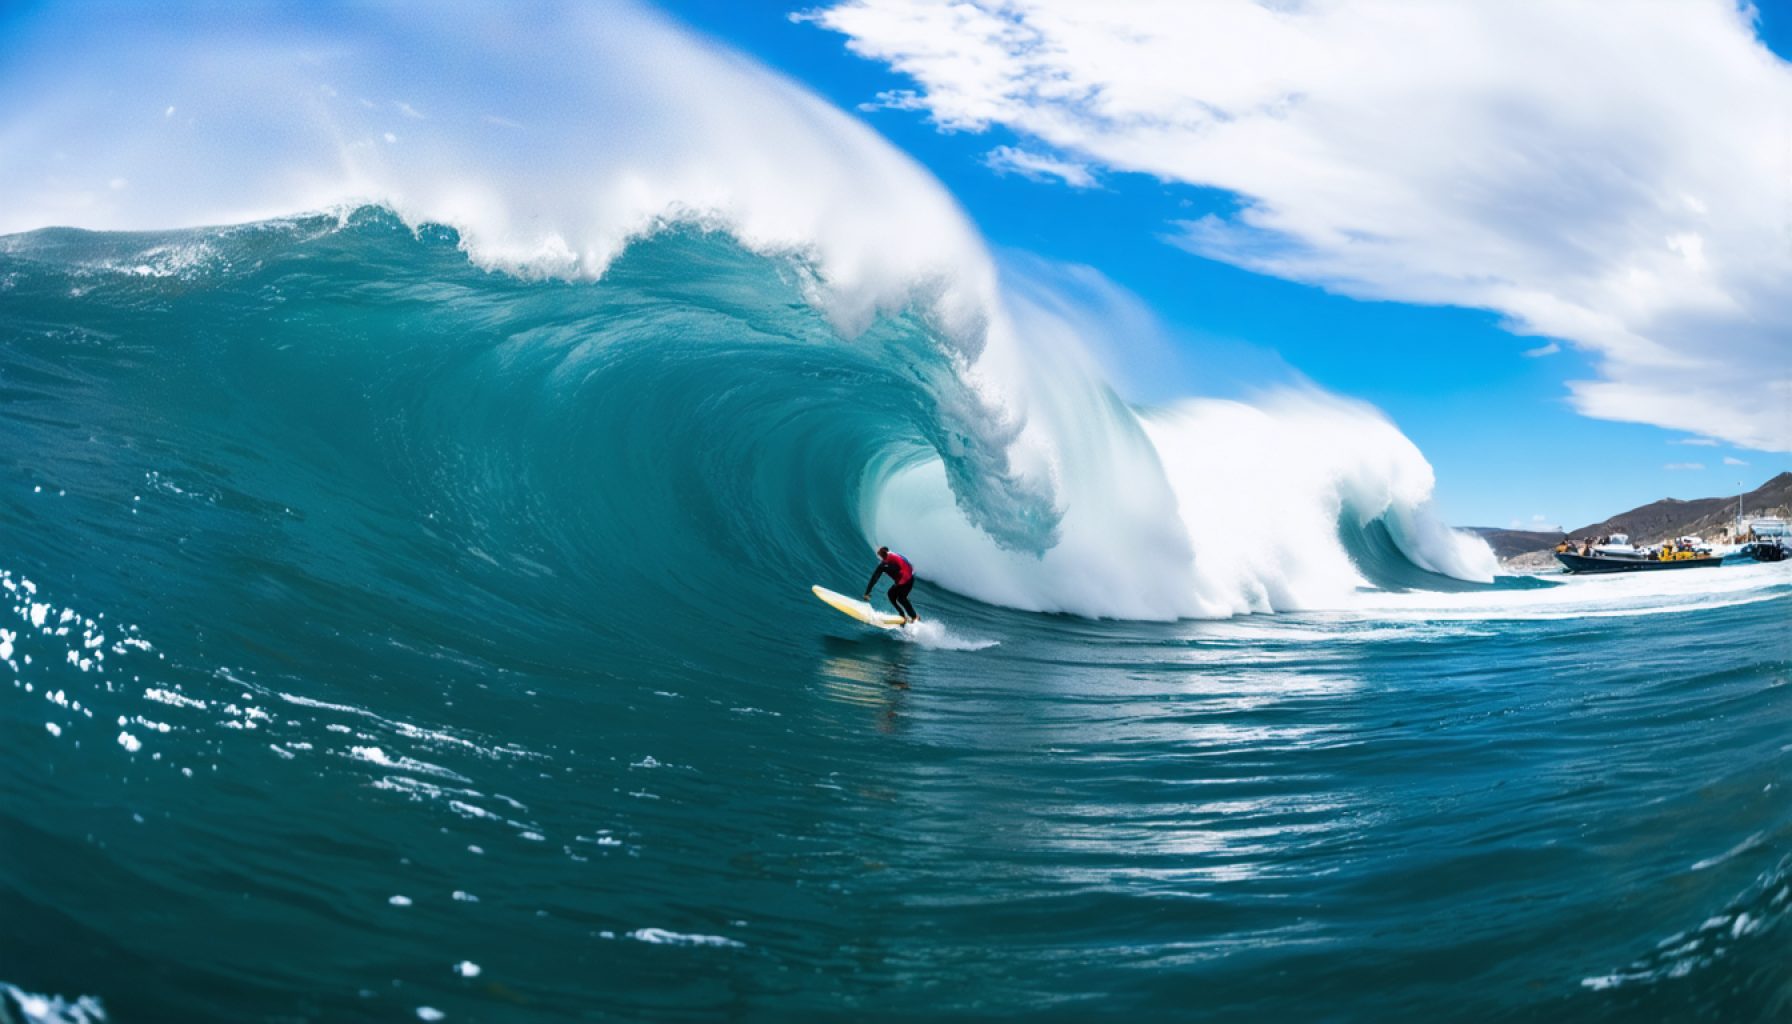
left=1465, top=527, right=1566, bottom=560
left=1475, top=471, right=1792, bottom=566
left=1569, top=471, right=1792, bottom=545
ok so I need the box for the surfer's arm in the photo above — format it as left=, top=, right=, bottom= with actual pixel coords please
left=863, top=564, right=888, bottom=598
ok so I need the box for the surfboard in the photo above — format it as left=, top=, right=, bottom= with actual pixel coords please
left=812, top=585, right=908, bottom=630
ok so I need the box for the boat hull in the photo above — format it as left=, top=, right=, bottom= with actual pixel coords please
left=1556, top=552, right=1722, bottom=574
left=1737, top=541, right=1788, bottom=563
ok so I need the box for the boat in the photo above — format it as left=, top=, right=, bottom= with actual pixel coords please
left=1555, top=531, right=1722, bottom=574
left=1556, top=551, right=1723, bottom=573
left=1735, top=517, right=1789, bottom=563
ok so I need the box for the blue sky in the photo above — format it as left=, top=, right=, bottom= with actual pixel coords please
left=668, top=1, right=1791, bottom=531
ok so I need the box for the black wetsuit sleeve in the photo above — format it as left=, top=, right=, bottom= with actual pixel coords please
left=865, top=563, right=889, bottom=594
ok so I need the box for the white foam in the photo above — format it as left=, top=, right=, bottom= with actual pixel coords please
left=447, top=800, right=494, bottom=820
left=1350, top=561, right=1790, bottom=623
left=277, top=692, right=364, bottom=715
left=142, top=688, right=206, bottom=710
left=876, top=386, right=1496, bottom=618
left=894, top=621, right=998, bottom=652
left=626, top=928, right=744, bottom=949
left=280, top=691, right=528, bottom=760
left=347, top=746, right=467, bottom=782
left=1580, top=975, right=1621, bottom=991
left=1691, top=832, right=1766, bottom=872
left=0, top=983, right=108, bottom=1024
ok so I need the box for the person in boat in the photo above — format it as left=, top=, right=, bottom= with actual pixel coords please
left=864, top=546, right=919, bottom=625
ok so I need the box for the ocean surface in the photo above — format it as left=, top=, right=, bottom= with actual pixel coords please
left=1, top=213, right=1788, bottom=1023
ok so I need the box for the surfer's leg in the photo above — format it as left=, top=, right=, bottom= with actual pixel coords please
left=890, top=583, right=917, bottom=622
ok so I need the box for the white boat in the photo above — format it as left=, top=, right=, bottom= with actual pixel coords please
left=1557, top=530, right=1726, bottom=573
left=1589, top=532, right=1649, bottom=560
left=1745, top=517, right=1788, bottom=540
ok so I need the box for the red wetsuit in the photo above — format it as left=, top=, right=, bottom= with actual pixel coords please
left=866, top=552, right=917, bottom=619
left=871, top=553, right=913, bottom=586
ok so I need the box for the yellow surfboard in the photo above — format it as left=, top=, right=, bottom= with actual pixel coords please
left=812, top=585, right=908, bottom=630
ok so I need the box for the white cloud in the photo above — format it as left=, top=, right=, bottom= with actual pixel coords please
left=1522, top=341, right=1559, bottom=358
left=1723, top=455, right=1748, bottom=465
left=984, top=145, right=1095, bottom=187
left=395, top=101, right=425, bottom=119
left=808, top=0, right=1792, bottom=451
left=1672, top=437, right=1721, bottom=446
left=1664, top=462, right=1706, bottom=471
left=855, top=89, right=932, bottom=115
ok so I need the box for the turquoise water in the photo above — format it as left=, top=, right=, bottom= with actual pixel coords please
left=1, top=213, right=1788, bottom=1022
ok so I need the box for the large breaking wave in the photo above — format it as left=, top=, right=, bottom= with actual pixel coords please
left=0, top=0, right=1496, bottom=620
left=0, top=209, right=1493, bottom=621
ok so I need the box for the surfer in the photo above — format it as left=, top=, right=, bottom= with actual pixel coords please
left=864, top=546, right=919, bottom=625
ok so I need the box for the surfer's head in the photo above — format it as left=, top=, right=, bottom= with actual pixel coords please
left=877, top=546, right=889, bottom=558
